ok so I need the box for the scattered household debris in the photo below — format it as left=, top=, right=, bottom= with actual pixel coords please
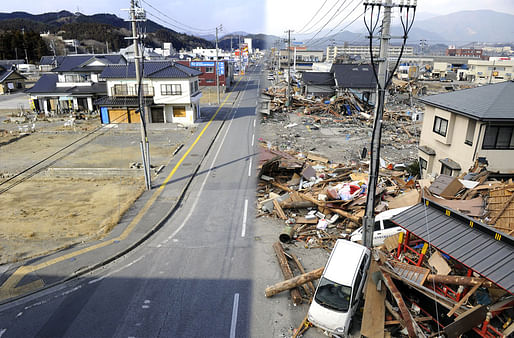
left=259, top=142, right=514, bottom=337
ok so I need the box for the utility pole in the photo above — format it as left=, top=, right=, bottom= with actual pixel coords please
left=129, top=0, right=151, bottom=190
left=215, top=25, right=222, bottom=105
left=285, top=30, right=293, bottom=107
left=362, top=0, right=416, bottom=248
left=22, top=28, right=28, bottom=63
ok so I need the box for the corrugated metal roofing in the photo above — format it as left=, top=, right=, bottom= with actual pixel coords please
left=418, top=81, right=514, bottom=121
left=100, top=61, right=202, bottom=79
left=392, top=199, right=514, bottom=294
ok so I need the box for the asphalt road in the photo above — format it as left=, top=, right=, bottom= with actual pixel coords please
left=0, top=65, right=264, bottom=337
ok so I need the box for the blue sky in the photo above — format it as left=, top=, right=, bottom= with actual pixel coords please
left=1, top=0, right=513, bottom=36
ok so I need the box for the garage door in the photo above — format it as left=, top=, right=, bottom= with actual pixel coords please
left=108, top=109, right=129, bottom=123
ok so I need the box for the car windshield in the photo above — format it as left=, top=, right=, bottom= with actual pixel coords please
left=314, top=277, right=352, bottom=312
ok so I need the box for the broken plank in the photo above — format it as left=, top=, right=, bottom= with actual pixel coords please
left=382, top=272, right=417, bottom=338
left=273, top=199, right=288, bottom=220
left=447, top=279, right=483, bottom=317
left=361, top=260, right=386, bottom=338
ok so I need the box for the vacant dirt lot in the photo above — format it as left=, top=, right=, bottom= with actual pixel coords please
left=0, top=116, right=195, bottom=264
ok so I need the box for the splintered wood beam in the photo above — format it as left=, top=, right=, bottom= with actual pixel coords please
left=382, top=272, right=417, bottom=338
left=272, top=241, right=303, bottom=305
left=447, top=280, right=484, bottom=317
left=265, top=267, right=324, bottom=298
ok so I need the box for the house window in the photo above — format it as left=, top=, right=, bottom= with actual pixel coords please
left=173, top=106, right=186, bottom=117
left=161, top=84, right=182, bottom=95
left=482, top=125, right=514, bottom=149
left=465, top=120, right=476, bottom=146
left=137, top=84, right=152, bottom=96
left=433, top=116, right=448, bottom=137
left=205, top=79, right=215, bottom=84
left=113, top=84, right=129, bottom=96
left=419, top=157, right=427, bottom=170
left=441, top=163, right=453, bottom=176
left=205, top=67, right=214, bottom=73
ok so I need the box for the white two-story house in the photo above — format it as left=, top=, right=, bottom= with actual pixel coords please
left=96, top=61, right=202, bottom=125
left=418, top=81, right=514, bottom=178
left=27, top=54, right=126, bottom=115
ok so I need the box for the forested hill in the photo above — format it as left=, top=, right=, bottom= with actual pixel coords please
left=0, top=10, right=214, bottom=61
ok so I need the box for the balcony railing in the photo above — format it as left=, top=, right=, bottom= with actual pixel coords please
left=111, top=86, right=154, bottom=97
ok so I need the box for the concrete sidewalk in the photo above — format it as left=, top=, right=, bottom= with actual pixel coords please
left=0, top=94, right=239, bottom=304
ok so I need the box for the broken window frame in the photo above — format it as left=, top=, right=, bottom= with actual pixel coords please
left=433, top=116, right=448, bottom=137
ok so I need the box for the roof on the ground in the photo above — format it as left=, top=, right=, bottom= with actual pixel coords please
left=51, top=54, right=126, bottom=72
left=302, top=72, right=335, bottom=86
left=332, top=64, right=377, bottom=89
left=100, top=61, right=202, bottom=79
left=392, top=199, right=514, bottom=294
left=418, top=81, right=514, bottom=121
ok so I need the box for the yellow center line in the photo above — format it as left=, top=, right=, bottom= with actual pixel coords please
left=8, top=75, right=245, bottom=276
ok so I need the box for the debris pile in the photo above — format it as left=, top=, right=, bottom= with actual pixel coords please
left=259, top=145, right=514, bottom=337
left=257, top=144, right=420, bottom=250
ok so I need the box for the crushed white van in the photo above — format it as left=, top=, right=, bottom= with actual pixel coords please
left=308, top=239, right=370, bottom=337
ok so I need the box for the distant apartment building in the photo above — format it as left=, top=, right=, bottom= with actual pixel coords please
left=467, top=57, right=514, bottom=84
left=481, top=46, right=513, bottom=56
left=446, top=48, right=483, bottom=58
left=326, top=45, right=414, bottom=62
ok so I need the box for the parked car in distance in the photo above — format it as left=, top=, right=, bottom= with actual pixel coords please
left=308, top=239, right=371, bottom=337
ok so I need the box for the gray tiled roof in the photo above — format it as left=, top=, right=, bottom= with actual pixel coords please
left=51, top=54, right=125, bottom=72
left=419, top=81, right=514, bottom=121
left=392, top=199, right=514, bottom=294
left=0, top=69, right=13, bottom=83
left=332, top=64, right=377, bottom=89
left=26, top=74, right=106, bottom=95
left=39, top=56, right=66, bottom=67
left=25, top=74, right=58, bottom=93
left=100, top=61, right=202, bottom=79
left=302, top=72, right=335, bottom=86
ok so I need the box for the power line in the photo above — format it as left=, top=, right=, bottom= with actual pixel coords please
left=296, top=0, right=344, bottom=36
left=304, top=0, right=354, bottom=45
left=309, top=1, right=365, bottom=47
left=141, top=0, right=216, bottom=34
left=295, top=0, right=331, bottom=34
